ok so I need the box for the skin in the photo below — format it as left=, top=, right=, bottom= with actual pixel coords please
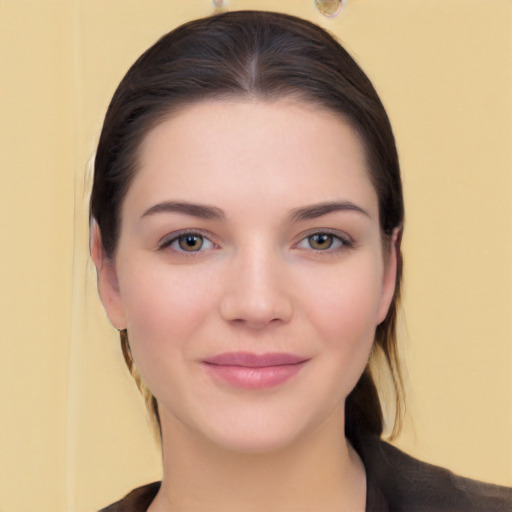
left=92, top=99, right=398, bottom=511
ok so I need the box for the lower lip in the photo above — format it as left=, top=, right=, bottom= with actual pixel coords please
left=202, top=362, right=306, bottom=389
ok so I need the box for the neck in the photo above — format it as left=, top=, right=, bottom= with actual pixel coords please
left=149, top=406, right=366, bottom=512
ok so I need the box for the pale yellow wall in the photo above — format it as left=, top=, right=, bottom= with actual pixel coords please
left=0, top=1, right=510, bottom=511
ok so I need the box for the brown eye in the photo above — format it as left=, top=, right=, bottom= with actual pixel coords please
left=308, top=233, right=334, bottom=250
left=296, top=232, right=350, bottom=252
left=177, top=234, right=204, bottom=252
left=161, top=232, right=215, bottom=254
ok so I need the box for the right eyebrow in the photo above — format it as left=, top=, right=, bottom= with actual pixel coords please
left=140, top=201, right=225, bottom=221
left=289, top=200, right=370, bottom=222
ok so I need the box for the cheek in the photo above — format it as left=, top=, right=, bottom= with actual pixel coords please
left=305, top=257, right=383, bottom=333
left=121, top=257, right=214, bottom=323
left=298, top=256, right=384, bottom=375
left=116, top=260, right=216, bottom=373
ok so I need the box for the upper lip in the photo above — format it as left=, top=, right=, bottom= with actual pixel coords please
left=203, top=352, right=309, bottom=368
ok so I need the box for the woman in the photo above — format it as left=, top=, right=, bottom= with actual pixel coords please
left=90, top=10, right=511, bottom=512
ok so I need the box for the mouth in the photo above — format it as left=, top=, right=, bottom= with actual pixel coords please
left=201, top=352, right=309, bottom=389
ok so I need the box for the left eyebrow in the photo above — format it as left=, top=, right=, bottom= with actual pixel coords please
left=140, top=201, right=225, bottom=221
left=289, top=201, right=370, bottom=222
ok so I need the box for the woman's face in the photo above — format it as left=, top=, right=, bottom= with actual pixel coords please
left=94, top=99, right=397, bottom=453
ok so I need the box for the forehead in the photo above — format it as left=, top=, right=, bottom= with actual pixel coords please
left=126, top=99, right=378, bottom=219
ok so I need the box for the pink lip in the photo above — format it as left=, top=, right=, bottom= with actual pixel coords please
left=202, top=352, right=309, bottom=389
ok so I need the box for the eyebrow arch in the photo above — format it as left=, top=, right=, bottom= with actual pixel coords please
left=141, top=201, right=225, bottom=220
left=289, top=201, right=370, bottom=222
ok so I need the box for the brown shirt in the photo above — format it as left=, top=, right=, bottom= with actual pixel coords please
left=99, top=437, right=512, bottom=512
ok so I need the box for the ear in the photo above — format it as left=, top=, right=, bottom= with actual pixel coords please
left=376, top=228, right=401, bottom=324
left=90, top=220, right=127, bottom=330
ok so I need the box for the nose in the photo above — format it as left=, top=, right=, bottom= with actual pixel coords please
left=219, top=246, right=294, bottom=329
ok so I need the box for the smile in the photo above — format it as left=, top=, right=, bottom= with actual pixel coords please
left=202, top=352, right=309, bottom=389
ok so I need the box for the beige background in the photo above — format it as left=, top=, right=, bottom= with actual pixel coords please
left=0, top=1, right=510, bottom=511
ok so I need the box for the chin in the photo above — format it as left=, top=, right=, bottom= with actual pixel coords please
left=187, top=398, right=344, bottom=456
left=205, top=422, right=311, bottom=455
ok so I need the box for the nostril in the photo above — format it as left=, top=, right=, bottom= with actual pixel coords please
left=219, top=294, right=293, bottom=328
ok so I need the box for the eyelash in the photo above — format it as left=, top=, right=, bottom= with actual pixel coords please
left=158, top=230, right=354, bottom=255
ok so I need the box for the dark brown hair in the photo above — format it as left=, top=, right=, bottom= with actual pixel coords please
left=91, top=10, right=405, bottom=442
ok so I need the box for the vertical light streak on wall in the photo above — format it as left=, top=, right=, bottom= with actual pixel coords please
left=66, top=1, right=86, bottom=509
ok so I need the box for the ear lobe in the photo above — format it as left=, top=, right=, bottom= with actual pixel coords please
left=90, top=220, right=127, bottom=330
left=376, top=228, right=401, bottom=324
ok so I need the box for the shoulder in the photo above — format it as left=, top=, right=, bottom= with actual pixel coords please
left=96, top=442, right=512, bottom=512
left=98, top=482, right=160, bottom=512
left=356, top=436, right=512, bottom=512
